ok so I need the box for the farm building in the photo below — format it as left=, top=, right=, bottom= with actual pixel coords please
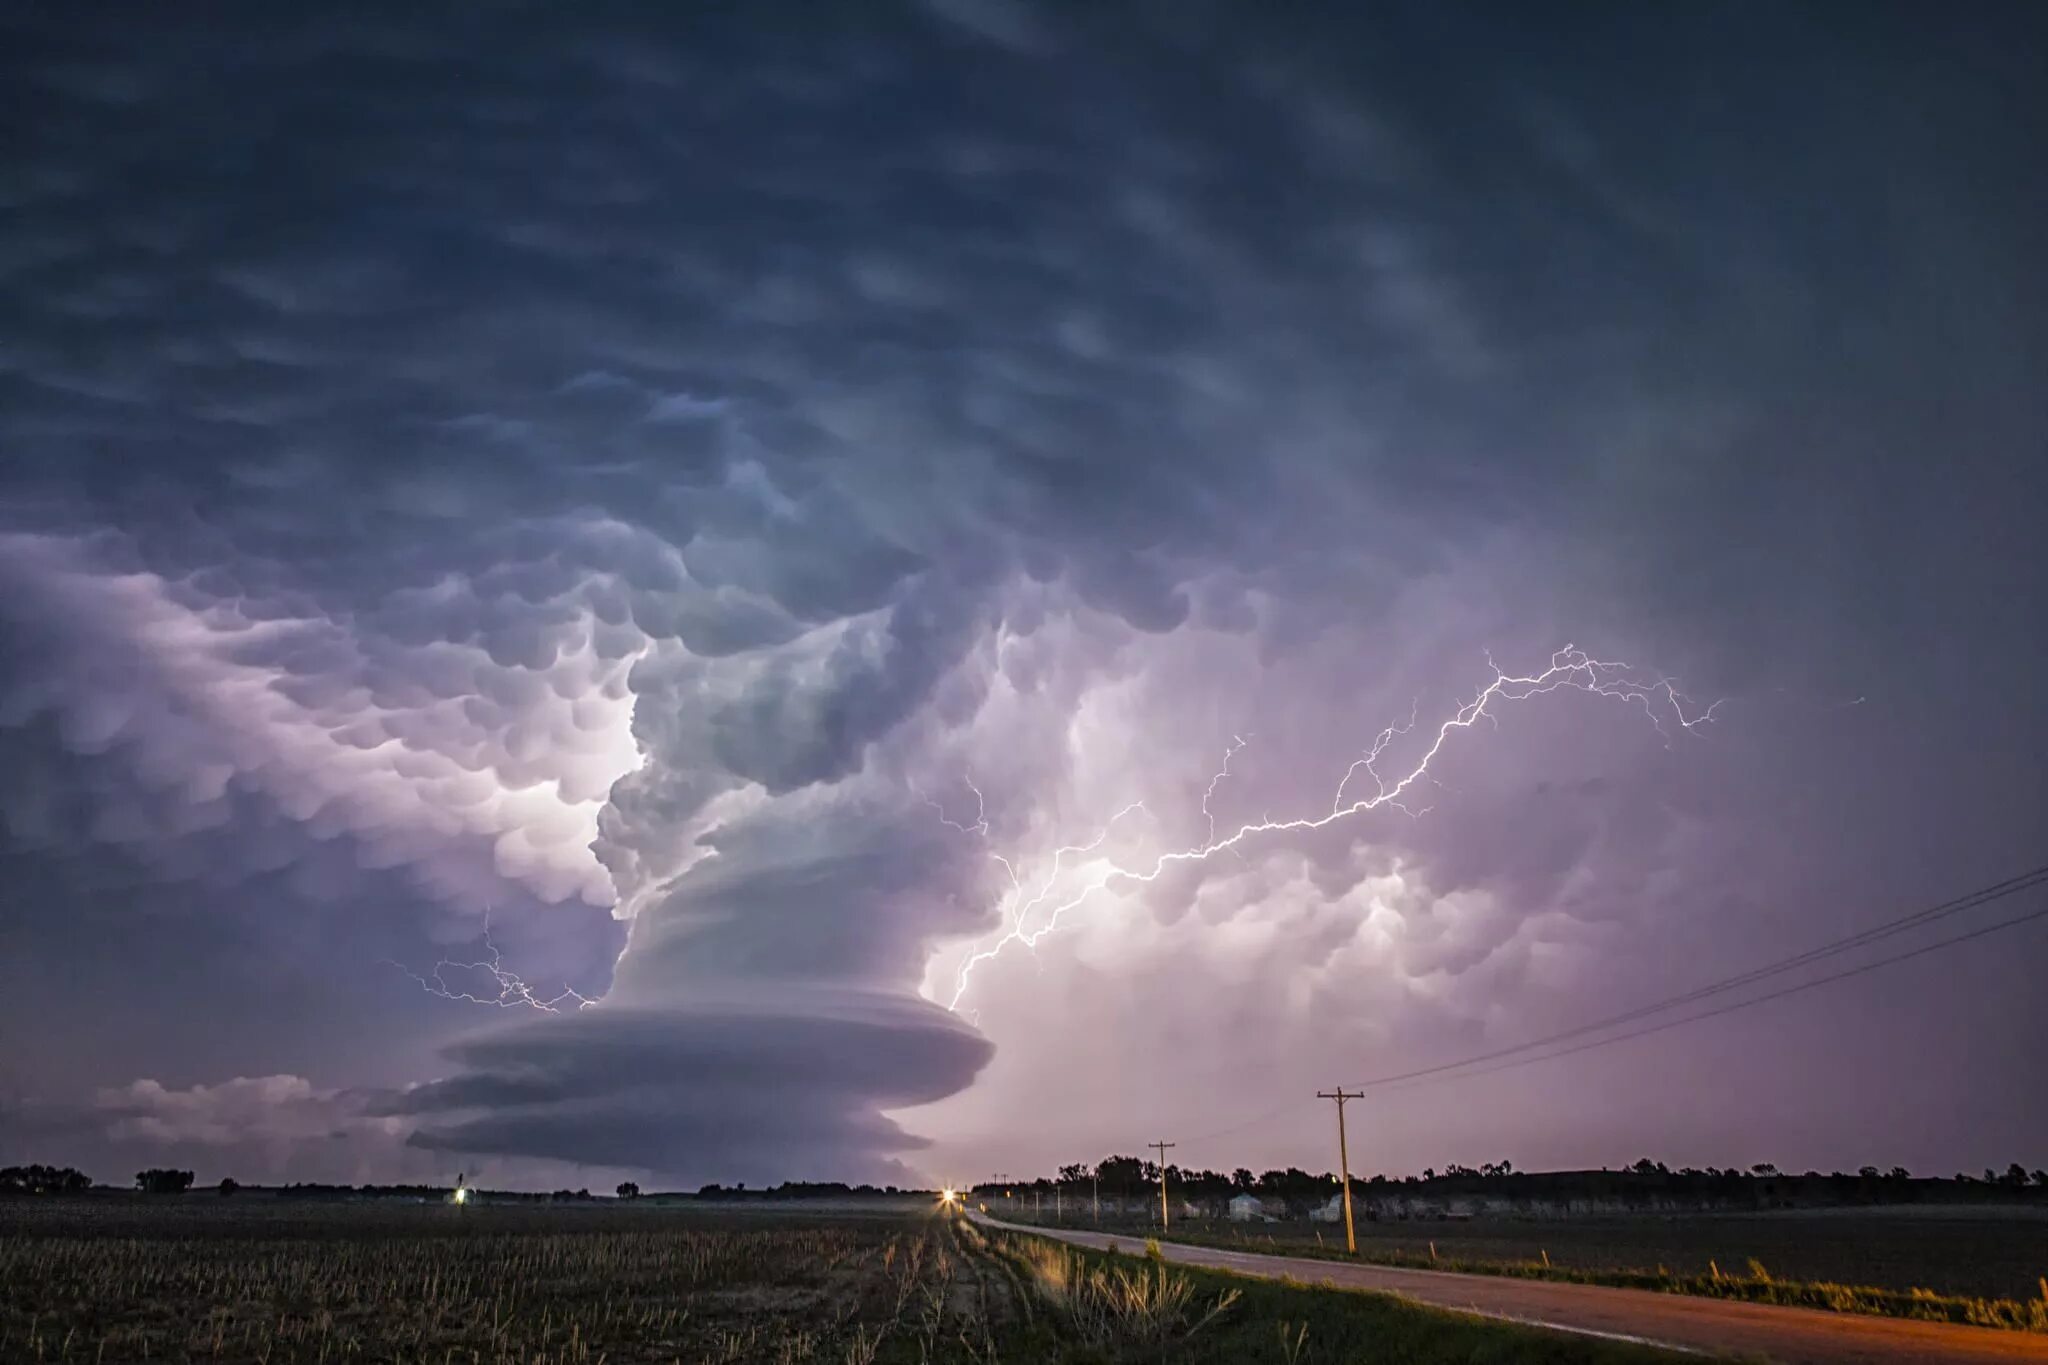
left=1227, top=1193, right=1267, bottom=1221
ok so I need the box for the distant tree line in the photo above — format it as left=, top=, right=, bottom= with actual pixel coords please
left=276, top=1182, right=457, bottom=1199
left=0, top=1164, right=92, bottom=1193
left=986, top=1160, right=1347, bottom=1207
left=7, top=1153, right=2043, bottom=1203
left=692, top=1180, right=907, bottom=1199
left=976, top=1153, right=2048, bottom=1216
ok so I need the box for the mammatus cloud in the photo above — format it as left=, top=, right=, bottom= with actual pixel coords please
left=2, top=3, right=2043, bottom=1185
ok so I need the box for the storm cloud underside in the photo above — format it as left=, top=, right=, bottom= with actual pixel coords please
left=2, top=3, right=2043, bottom=1186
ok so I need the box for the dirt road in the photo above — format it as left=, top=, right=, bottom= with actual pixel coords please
left=970, top=1213, right=2048, bottom=1364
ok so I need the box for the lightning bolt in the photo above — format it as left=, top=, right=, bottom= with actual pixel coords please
left=1332, top=698, right=1438, bottom=818
left=387, top=907, right=595, bottom=1012
left=921, top=777, right=991, bottom=838
left=1202, top=735, right=1248, bottom=845
left=937, top=645, right=1718, bottom=1010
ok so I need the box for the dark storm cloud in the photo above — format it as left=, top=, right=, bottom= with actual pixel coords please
left=397, top=789, right=1003, bottom=1178
left=2, top=1, right=2043, bottom=1184
left=383, top=993, right=988, bottom=1178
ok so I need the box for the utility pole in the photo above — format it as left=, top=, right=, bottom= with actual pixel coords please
left=1092, top=1170, right=1100, bottom=1224
left=1317, top=1088, right=1364, bottom=1254
left=1148, top=1141, right=1176, bottom=1229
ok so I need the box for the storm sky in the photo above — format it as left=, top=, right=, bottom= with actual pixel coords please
left=3, top=2, right=2043, bottom=1191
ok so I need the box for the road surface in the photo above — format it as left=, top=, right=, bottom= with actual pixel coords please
left=969, top=1213, right=2048, bottom=1364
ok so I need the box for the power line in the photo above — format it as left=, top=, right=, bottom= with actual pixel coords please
left=1355, top=862, right=2048, bottom=1089
left=1161, top=865, right=2048, bottom=1158
left=1184, top=866, right=2047, bottom=1145
left=1181, top=1097, right=1316, bottom=1146
left=1369, top=895, right=2048, bottom=1093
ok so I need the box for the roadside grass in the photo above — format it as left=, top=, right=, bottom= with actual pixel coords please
left=991, top=1203, right=2048, bottom=1300
left=988, top=1226, right=1713, bottom=1364
left=1035, top=1221, right=2048, bottom=1334
left=998, top=1229, right=1242, bottom=1350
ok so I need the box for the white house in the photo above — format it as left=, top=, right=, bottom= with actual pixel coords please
left=1309, top=1194, right=1344, bottom=1223
left=1227, top=1193, right=1265, bottom=1221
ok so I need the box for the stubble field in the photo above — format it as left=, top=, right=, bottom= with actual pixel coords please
left=0, top=1196, right=1696, bottom=1364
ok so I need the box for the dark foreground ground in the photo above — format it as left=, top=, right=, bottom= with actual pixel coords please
left=0, top=1195, right=1700, bottom=1363
left=980, top=1213, right=2048, bottom=1365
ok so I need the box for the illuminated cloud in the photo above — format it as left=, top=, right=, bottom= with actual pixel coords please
left=98, top=1075, right=366, bottom=1147
left=1, top=3, right=2042, bottom=1187
left=0, top=529, right=645, bottom=909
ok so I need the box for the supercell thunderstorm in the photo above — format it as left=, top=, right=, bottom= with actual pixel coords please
left=2, top=3, right=2042, bottom=1189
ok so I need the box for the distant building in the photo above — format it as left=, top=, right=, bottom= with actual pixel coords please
left=1227, top=1193, right=1266, bottom=1221
left=1309, top=1194, right=1344, bottom=1223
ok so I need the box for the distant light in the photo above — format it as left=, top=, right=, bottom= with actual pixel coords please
left=940, top=1187, right=958, bottom=1204
left=454, top=1187, right=469, bottom=1205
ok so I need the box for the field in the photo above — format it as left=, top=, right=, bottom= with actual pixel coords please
left=0, top=1195, right=1698, bottom=1364
left=992, top=1202, right=2048, bottom=1329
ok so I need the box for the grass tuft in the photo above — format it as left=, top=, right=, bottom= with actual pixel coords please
left=1008, top=1234, right=1242, bottom=1350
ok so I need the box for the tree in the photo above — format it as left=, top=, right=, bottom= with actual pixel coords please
left=1230, top=1168, right=1254, bottom=1192
left=0, top=1165, right=91, bottom=1194
left=1858, top=1166, right=1879, bottom=1180
left=1750, top=1163, right=1777, bottom=1177
left=2031, top=1170, right=2047, bottom=1187
left=1888, top=1167, right=1910, bottom=1180
left=2002, top=1164, right=2029, bottom=1188
left=136, top=1169, right=194, bottom=1194
left=1096, top=1155, right=1145, bottom=1197
left=616, top=1181, right=640, bottom=1199
left=218, top=1177, right=240, bottom=1196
